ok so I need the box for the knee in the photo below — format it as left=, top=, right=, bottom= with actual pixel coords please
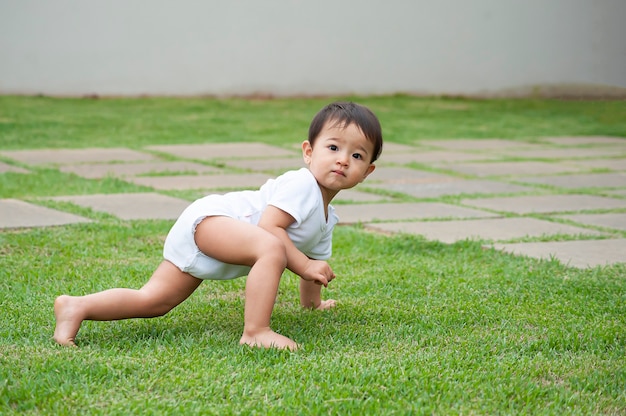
left=259, top=234, right=287, bottom=268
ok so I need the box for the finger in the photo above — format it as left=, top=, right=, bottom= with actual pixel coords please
left=312, top=276, right=328, bottom=287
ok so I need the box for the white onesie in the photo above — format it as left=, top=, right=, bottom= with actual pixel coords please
left=163, top=168, right=338, bottom=280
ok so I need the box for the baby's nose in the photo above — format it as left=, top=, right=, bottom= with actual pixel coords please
left=337, top=153, right=349, bottom=165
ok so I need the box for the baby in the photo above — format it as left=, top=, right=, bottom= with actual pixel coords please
left=54, top=101, right=383, bottom=350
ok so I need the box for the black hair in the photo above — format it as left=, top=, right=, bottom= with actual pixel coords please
left=308, top=102, right=383, bottom=163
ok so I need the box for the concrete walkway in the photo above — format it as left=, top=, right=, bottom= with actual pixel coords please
left=1, top=137, right=625, bottom=269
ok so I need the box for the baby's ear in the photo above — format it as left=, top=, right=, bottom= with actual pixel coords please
left=361, top=164, right=376, bottom=182
left=301, top=140, right=313, bottom=164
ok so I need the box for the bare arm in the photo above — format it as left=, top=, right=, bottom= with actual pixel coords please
left=258, top=205, right=335, bottom=304
left=300, top=279, right=336, bottom=310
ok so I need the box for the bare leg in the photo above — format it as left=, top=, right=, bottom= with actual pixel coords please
left=194, top=217, right=298, bottom=350
left=53, top=261, right=201, bottom=346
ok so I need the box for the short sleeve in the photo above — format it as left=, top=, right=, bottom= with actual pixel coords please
left=266, top=169, right=320, bottom=226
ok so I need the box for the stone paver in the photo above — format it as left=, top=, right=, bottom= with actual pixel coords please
left=574, top=159, right=626, bottom=171
left=47, top=193, right=190, bottom=220
left=434, top=161, right=585, bottom=177
left=364, top=217, right=604, bottom=244
left=0, top=199, right=91, bottom=228
left=380, top=143, right=423, bottom=154
left=0, top=162, right=29, bottom=174
left=543, top=136, right=626, bottom=146
left=498, top=147, right=626, bottom=160
left=379, top=151, right=499, bottom=165
left=462, top=194, right=626, bottom=214
left=419, top=139, right=543, bottom=151
left=516, top=172, right=626, bottom=189
left=335, top=202, right=498, bottom=224
left=59, top=161, right=222, bottom=179
left=127, top=173, right=272, bottom=190
left=146, top=143, right=295, bottom=160
left=371, top=179, right=534, bottom=198
left=0, top=148, right=157, bottom=165
left=492, top=239, right=626, bottom=268
left=556, top=213, right=626, bottom=231
left=367, top=166, right=456, bottom=184
left=4, top=140, right=626, bottom=269
left=222, top=157, right=306, bottom=172
left=333, top=189, right=393, bottom=203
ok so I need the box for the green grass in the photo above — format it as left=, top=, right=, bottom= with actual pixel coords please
left=1, top=95, right=625, bottom=415
left=2, top=95, right=626, bottom=150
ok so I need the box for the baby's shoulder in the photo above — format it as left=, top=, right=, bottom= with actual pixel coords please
left=271, top=168, right=317, bottom=191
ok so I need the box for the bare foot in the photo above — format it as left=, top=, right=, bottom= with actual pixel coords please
left=53, top=295, right=83, bottom=346
left=316, top=299, right=337, bottom=310
left=239, top=328, right=299, bottom=351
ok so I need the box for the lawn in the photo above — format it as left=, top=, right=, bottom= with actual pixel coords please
left=1, top=95, right=625, bottom=415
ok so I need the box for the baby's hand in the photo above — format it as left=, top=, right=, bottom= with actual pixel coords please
left=316, top=299, right=337, bottom=310
left=302, top=259, right=335, bottom=287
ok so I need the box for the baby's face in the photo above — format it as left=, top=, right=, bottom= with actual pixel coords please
left=302, top=121, right=376, bottom=200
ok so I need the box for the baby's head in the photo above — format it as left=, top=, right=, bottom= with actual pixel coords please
left=308, top=102, right=383, bottom=163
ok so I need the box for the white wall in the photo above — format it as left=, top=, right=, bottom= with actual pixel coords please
left=1, top=0, right=625, bottom=96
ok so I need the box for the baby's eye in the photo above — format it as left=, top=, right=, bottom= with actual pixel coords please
left=329, top=145, right=338, bottom=151
left=352, top=153, right=363, bottom=160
